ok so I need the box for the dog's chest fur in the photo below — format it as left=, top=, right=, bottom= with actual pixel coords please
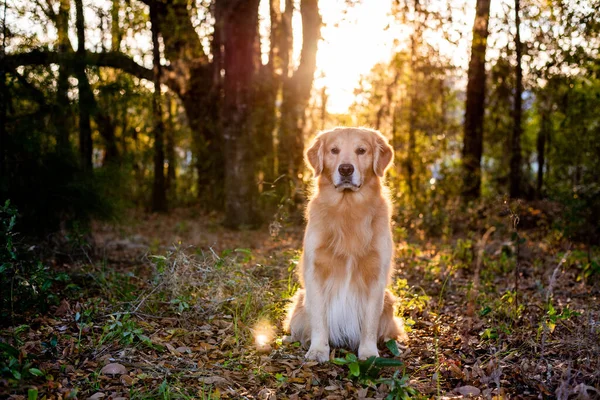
left=308, top=196, right=387, bottom=347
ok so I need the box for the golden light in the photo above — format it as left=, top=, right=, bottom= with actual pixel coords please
left=253, top=319, right=275, bottom=353
left=315, top=0, right=397, bottom=114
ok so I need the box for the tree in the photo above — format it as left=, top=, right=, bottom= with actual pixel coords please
left=150, top=0, right=167, bottom=212
left=461, top=0, right=491, bottom=201
left=74, top=0, right=94, bottom=170
left=221, top=0, right=261, bottom=227
left=277, top=0, right=321, bottom=196
left=509, top=0, right=523, bottom=198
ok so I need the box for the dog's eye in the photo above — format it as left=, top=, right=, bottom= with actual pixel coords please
left=356, top=148, right=366, bottom=155
left=331, top=148, right=340, bottom=155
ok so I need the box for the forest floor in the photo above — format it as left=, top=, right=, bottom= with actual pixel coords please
left=1, top=203, right=600, bottom=399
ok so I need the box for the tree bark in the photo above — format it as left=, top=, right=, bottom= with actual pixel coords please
left=150, top=1, right=167, bottom=212
left=253, top=0, right=283, bottom=185
left=510, top=0, right=523, bottom=198
left=74, top=0, right=93, bottom=170
left=221, top=0, right=261, bottom=228
left=111, top=0, right=121, bottom=52
left=0, top=0, right=7, bottom=178
left=536, top=102, right=548, bottom=199
left=166, top=93, right=176, bottom=195
left=278, top=0, right=321, bottom=194
left=461, top=0, right=491, bottom=202
left=55, top=0, right=72, bottom=152
left=406, top=33, right=418, bottom=196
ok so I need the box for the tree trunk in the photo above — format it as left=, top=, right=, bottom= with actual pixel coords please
left=111, top=0, right=121, bottom=52
left=0, top=2, right=7, bottom=178
left=74, top=0, right=93, bottom=170
left=277, top=0, right=321, bottom=195
left=510, top=0, right=523, bottom=198
left=55, top=0, right=72, bottom=152
left=150, top=1, right=167, bottom=212
left=155, top=0, right=223, bottom=209
left=406, top=33, right=418, bottom=196
left=166, top=93, right=176, bottom=195
left=536, top=103, right=548, bottom=199
left=253, top=0, right=283, bottom=185
left=222, top=0, right=261, bottom=228
left=461, top=0, right=491, bottom=202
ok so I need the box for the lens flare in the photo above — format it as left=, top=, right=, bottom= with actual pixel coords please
left=253, top=319, right=274, bottom=352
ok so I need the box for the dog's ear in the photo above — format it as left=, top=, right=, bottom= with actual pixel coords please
left=373, top=133, right=393, bottom=177
left=306, top=135, right=323, bottom=177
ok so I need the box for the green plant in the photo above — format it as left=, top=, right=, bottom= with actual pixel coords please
left=1, top=201, right=73, bottom=324
left=452, top=238, right=473, bottom=266
left=542, top=303, right=581, bottom=334
left=0, top=342, right=44, bottom=380
left=332, top=343, right=419, bottom=399
left=100, top=313, right=155, bottom=348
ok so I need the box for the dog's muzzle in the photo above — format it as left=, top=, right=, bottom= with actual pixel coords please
left=335, top=164, right=360, bottom=191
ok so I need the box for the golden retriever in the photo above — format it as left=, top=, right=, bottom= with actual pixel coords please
left=284, top=127, right=406, bottom=362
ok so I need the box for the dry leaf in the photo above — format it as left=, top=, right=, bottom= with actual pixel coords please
left=100, top=363, right=127, bottom=376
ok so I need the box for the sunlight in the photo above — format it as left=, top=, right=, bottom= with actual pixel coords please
left=315, top=0, right=396, bottom=114
left=253, top=319, right=274, bottom=352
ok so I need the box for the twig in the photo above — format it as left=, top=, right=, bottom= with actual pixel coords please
left=468, top=226, right=495, bottom=317
left=132, top=280, right=165, bottom=314
left=546, top=247, right=571, bottom=304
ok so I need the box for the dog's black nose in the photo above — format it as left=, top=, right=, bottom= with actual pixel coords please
left=338, top=164, right=354, bottom=177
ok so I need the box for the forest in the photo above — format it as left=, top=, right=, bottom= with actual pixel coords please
left=1, top=0, right=599, bottom=398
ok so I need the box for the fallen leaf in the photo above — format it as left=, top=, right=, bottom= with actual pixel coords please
left=100, top=363, right=127, bottom=376
left=454, top=385, right=481, bottom=397
left=198, top=376, right=229, bottom=386
left=87, top=393, right=105, bottom=400
left=120, top=374, right=134, bottom=386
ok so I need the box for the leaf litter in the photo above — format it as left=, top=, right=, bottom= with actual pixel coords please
left=1, top=205, right=599, bottom=399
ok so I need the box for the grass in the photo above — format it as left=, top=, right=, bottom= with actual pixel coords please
left=1, top=205, right=599, bottom=398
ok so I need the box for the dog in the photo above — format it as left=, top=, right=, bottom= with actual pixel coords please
left=284, top=127, right=406, bottom=362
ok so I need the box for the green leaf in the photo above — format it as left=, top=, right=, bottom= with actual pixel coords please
left=345, top=353, right=358, bottom=363
left=29, top=368, right=44, bottom=377
left=348, top=362, right=360, bottom=377
left=0, top=342, right=20, bottom=358
left=372, top=358, right=404, bottom=367
left=331, top=357, right=348, bottom=365
left=479, top=306, right=492, bottom=316
left=28, top=388, right=38, bottom=400
left=385, top=339, right=401, bottom=356
left=12, top=369, right=22, bottom=380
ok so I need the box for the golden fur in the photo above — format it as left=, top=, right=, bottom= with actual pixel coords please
left=284, top=127, right=406, bottom=362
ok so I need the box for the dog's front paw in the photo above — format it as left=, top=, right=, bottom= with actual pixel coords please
left=305, top=344, right=330, bottom=363
left=358, top=343, right=379, bottom=360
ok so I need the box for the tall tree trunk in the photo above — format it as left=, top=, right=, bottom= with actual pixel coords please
left=536, top=101, right=548, bottom=199
left=74, top=0, right=93, bottom=170
left=111, top=0, right=121, bottom=52
left=154, top=0, right=222, bottom=209
left=150, top=1, right=167, bottom=212
left=253, top=0, right=283, bottom=185
left=510, top=0, right=523, bottom=198
left=277, top=0, right=321, bottom=196
left=98, top=112, right=119, bottom=165
left=0, top=0, right=7, bottom=178
left=222, top=0, right=261, bottom=228
left=56, top=0, right=72, bottom=152
left=461, top=0, right=491, bottom=202
left=406, top=33, right=418, bottom=196
left=166, top=93, right=176, bottom=195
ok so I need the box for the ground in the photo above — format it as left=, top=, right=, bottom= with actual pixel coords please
left=1, top=204, right=599, bottom=399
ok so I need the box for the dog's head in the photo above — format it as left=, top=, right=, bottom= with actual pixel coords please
left=306, top=127, right=393, bottom=192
